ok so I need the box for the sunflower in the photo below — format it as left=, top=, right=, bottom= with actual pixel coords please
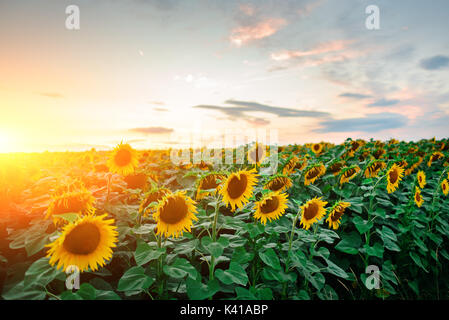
left=340, top=166, right=360, bottom=185
left=195, top=160, right=211, bottom=171
left=139, top=187, right=172, bottom=216
left=386, top=164, right=404, bottom=193
left=414, top=187, right=424, bottom=207
left=219, top=168, right=258, bottom=211
left=294, top=157, right=308, bottom=171
left=328, top=160, right=345, bottom=176
left=417, top=171, right=426, bottom=189
left=364, top=160, right=386, bottom=178
left=346, top=140, right=364, bottom=157
left=300, top=197, right=328, bottom=230
left=311, top=143, right=323, bottom=155
left=326, top=201, right=350, bottom=230
left=304, top=163, right=326, bottom=186
left=46, top=183, right=95, bottom=226
left=395, top=160, right=408, bottom=169
left=153, top=191, right=198, bottom=238
left=46, top=214, right=118, bottom=272
left=405, top=157, right=424, bottom=176
left=372, top=148, right=386, bottom=159
left=427, top=151, right=444, bottom=167
left=264, top=174, right=292, bottom=193
left=107, top=142, right=139, bottom=176
left=442, top=179, right=449, bottom=196
left=124, top=172, right=148, bottom=190
left=282, top=156, right=299, bottom=175
left=253, top=192, right=288, bottom=225
left=196, top=173, right=226, bottom=200
left=247, top=143, right=267, bottom=165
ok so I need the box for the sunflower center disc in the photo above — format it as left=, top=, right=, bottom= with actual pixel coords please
left=304, top=202, right=319, bottom=220
left=307, top=168, right=320, bottom=179
left=269, top=178, right=285, bottom=191
left=389, top=169, right=398, bottom=184
left=227, top=174, right=248, bottom=199
left=160, top=196, right=188, bottom=224
left=202, top=175, right=221, bottom=190
left=331, top=208, right=344, bottom=221
left=114, top=149, right=132, bottom=166
left=63, top=223, right=101, bottom=255
left=260, top=197, right=279, bottom=214
left=143, top=190, right=166, bottom=208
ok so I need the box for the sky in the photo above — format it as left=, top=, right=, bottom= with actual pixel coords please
left=1, top=0, right=449, bottom=152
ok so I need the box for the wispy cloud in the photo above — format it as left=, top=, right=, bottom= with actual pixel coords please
left=368, top=98, right=400, bottom=107
left=194, top=99, right=329, bottom=119
left=129, top=127, right=174, bottom=134
left=339, top=92, right=372, bottom=100
left=230, top=18, right=287, bottom=46
left=315, top=113, right=407, bottom=133
left=148, top=101, right=165, bottom=105
left=194, top=99, right=329, bottom=127
left=419, top=55, right=449, bottom=70
left=153, top=107, right=169, bottom=112
left=271, top=40, right=353, bottom=61
left=297, top=0, right=324, bottom=17
left=37, top=92, right=64, bottom=98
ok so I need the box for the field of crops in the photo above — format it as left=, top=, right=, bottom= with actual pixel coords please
left=1, top=138, right=449, bottom=300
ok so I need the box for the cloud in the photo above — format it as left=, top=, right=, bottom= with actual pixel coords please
left=244, top=117, right=271, bottom=126
left=149, top=101, right=165, bottom=105
left=194, top=100, right=329, bottom=123
left=271, top=40, right=353, bottom=61
left=297, top=0, right=324, bottom=17
left=339, top=92, right=372, bottom=99
left=315, top=113, right=407, bottom=133
left=368, top=98, right=400, bottom=107
left=419, top=55, right=449, bottom=70
left=153, top=107, right=169, bottom=112
left=230, top=18, right=287, bottom=46
left=37, top=92, right=64, bottom=98
left=129, top=127, right=174, bottom=134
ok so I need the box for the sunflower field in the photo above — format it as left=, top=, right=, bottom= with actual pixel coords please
left=1, top=137, right=449, bottom=300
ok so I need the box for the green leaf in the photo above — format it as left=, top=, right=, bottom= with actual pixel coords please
left=379, top=226, right=400, bottom=252
left=201, top=236, right=229, bottom=258
left=117, top=266, right=154, bottom=292
left=60, top=291, right=83, bottom=300
left=1, top=281, right=46, bottom=300
left=95, top=290, right=121, bottom=300
left=352, top=216, right=373, bottom=234
left=134, top=241, right=165, bottom=266
left=259, top=248, right=281, bottom=270
left=186, top=278, right=220, bottom=300
left=244, top=223, right=265, bottom=239
left=262, top=267, right=297, bottom=283
left=75, top=283, right=97, bottom=300
left=325, top=259, right=348, bottom=279
left=231, top=246, right=254, bottom=264
left=24, top=257, right=64, bottom=288
left=409, top=252, right=428, bottom=273
left=163, top=258, right=197, bottom=280
left=363, top=242, right=384, bottom=258
left=215, top=262, right=248, bottom=286
left=335, top=232, right=361, bottom=255
left=408, top=280, right=419, bottom=296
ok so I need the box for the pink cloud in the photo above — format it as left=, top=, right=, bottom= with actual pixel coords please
left=297, top=0, right=324, bottom=17
left=230, top=18, right=287, bottom=46
left=271, top=40, right=354, bottom=61
left=239, top=4, right=255, bottom=16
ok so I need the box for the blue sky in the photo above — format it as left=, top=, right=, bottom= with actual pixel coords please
left=0, top=0, right=448, bottom=152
